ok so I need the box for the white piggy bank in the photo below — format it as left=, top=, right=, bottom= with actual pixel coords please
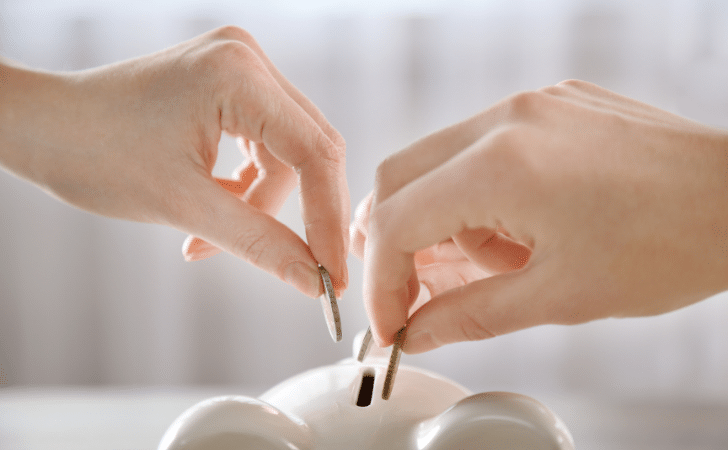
left=159, top=332, right=574, bottom=450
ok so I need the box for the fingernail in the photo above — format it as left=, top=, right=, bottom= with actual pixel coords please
left=369, top=327, right=390, bottom=349
left=284, top=262, right=322, bottom=298
left=332, top=265, right=348, bottom=295
left=341, top=261, right=349, bottom=290
left=403, top=329, right=435, bottom=354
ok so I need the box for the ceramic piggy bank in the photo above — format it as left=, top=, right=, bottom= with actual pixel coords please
left=159, top=332, right=574, bottom=450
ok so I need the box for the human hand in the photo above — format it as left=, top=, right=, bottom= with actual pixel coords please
left=0, top=26, right=349, bottom=296
left=353, top=80, right=728, bottom=353
left=351, top=191, right=531, bottom=319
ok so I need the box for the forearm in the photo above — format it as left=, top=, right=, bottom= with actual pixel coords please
left=0, top=59, right=78, bottom=189
left=713, top=134, right=728, bottom=293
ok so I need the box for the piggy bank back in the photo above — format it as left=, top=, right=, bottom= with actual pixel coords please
left=159, top=335, right=574, bottom=450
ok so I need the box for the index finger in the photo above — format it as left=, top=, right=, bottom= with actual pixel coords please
left=364, top=128, right=538, bottom=346
left=212, top=26, right=345, bottom=149
left=360, top=119, right=499, bottom=345
left=221, top=29, right=350, bottom=286
left=216, top=35, right=350, bottom=290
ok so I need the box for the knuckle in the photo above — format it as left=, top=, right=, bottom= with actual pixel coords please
left=480, top=126, right=538, bottom=198
left=458, top=309, right=496, bottom=342
left=212, top=25, right=256, bottom=46
left=366, top=201, right=395, bottom=244
left=315, top=120, right=347, bottom=154
left=232, top=230, right=268, bottom=266
left=330, top=129, right=347, bottom=152
left=208, top=39, right=258, bottom=66
left=195, top=40, right=262, bottom=88
left=315, top=131, right=346, bottom=166
left=453, top=270, right=471, bottom=287
left=537, top=84, right=566, bottom=96
left=505, top=90, right=549, bottom=119
left=353, top=193, right=373, bottom=229
left=207, top=43, right=270, bottom=137
left=486, top=126, right=531, bottom=167
left=264, top=160, right=297, bottom=182
left=373, top=155, right=403, bottom=199
left=289, top=130, right=345, bottom=179
left=366, top=202, right=385, bottom=233
left=556, top=78, right=588, bottom=89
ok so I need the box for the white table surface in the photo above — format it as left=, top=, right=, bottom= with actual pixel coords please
left=1, top=386, right=728, bottom=449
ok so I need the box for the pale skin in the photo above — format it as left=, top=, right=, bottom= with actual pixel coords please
left=0, top=26, right=350, bottom=297
left=352, top=80, right=728, bottom=353
left=4, top=29, right=728, bottom=355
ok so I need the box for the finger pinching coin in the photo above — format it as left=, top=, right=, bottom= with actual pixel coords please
left=319, top=265, right=405, bottom=400
left=357, top=325, right=406, bottom=400
left=318, top=265, right=342, bottom=342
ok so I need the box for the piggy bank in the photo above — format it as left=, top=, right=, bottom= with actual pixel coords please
left=159, top=331, right=574, bottom=450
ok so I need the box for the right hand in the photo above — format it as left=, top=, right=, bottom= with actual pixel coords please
left=353, top=80, right=728, bottom=353
left=0, top=26, right=350, bottom=297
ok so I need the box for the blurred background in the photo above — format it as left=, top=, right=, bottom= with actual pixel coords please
left=1, top=0, right=727, bottom=400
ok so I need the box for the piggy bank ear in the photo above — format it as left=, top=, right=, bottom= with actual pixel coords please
left=158, top=396, right=312, bottom=450
left=415, top=392, right=574, bottom=450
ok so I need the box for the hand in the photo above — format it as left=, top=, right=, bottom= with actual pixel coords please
left=0, top=26, right=349, bottom=296
left=354, top=80, right=728, bottom=353
left=351, top=191, right=531, bottom=317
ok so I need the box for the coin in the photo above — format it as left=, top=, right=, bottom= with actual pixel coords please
left=382, top=326, right=406, bottom=400
left=318, top=265, right=342, bottom=342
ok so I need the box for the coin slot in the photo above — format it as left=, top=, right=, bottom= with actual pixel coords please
left=356, top=369, right=375, bottom=407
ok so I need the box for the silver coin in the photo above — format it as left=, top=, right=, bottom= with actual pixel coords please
left=357, top=327, right=373, bottom=362
left=382, top=326, right=406, bottom=400
left=318, top=265, right=342, bottom=342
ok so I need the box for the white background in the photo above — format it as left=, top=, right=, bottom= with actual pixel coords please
left=1, top=0, right=727, bottom=400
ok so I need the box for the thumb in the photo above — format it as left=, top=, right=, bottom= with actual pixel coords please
left=182, top=161, right=260, bottom=261
left=403, top=266, right=548, bottom=354
left=173, top=176, right=323, bottom=298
